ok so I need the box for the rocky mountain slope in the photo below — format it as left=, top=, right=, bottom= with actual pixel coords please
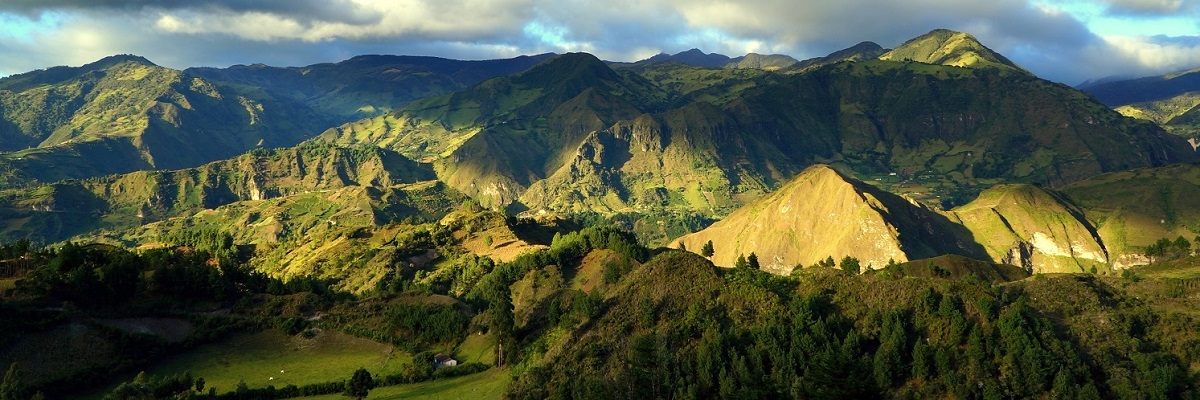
left=671, top=165, right=985, bottom=273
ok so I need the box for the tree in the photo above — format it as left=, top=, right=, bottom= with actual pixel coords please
left=839, top=256, right=860, bottom=275
left=0, top=363, right=23, bottom=400
left=747, top=253, right=761, bottom=270
left=1174, top=236, right=1191, bottom=256
left=344, top=368, right=374, bottom=400
left=736, top=254, right=748, bottom=269
left=701, top=241, right=714, bottom=258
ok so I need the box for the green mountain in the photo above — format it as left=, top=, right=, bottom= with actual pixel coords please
left=635, top=49, right=733, bottom=68
left=0, top=142, right=435, bottom=244
left=878, top=29, right=1025, bottom=72
left=320, top=31, right=1195, bottom=246
left=671, top=165, right=985, bottom=272
left=0, top=55, right=324, bottom=185
left=789, top=41, right=887, bottom=73
left=726, top=53, right=800, bottom=71
left=509, top=251, right=1200, bottom=399
left=186, top=53, right=555, bottom=123
left=1080, top=69, right=1200, bottom=140
left=1083, top=67, right=1200, bottom=106
left=322, top=53, right=667, bottom=208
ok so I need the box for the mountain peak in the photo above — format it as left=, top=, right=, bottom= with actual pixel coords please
left=636, top=49, right=731, bottom=68
left=84, top=54, right=158, bottom=70
left=726, top=53, right=800, bottom=70
left=515, top=52, right=620, bottom=86
left=880, top=29, right=1024, bottom=73
left=673, top=164, right=983, bottom=273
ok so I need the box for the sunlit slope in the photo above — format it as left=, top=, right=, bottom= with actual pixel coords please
left=0, top=55, right=324, bottom=184
left=672, top=165, right=985, bottom=273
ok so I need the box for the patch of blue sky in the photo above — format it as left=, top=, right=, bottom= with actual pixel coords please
left=523, top=20, right=569, bottom=47
left=0, top=11, right=64, bottom=43
left=1041, top=0, right=1198, bottom=37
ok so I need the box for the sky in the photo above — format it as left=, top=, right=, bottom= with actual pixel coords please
left=0, top=0, right=1198, bottom=85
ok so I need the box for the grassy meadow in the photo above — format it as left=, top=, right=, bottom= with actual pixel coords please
left=138, top=329, right=406, bottom=394
left=300, top=368, right=509, bottom=400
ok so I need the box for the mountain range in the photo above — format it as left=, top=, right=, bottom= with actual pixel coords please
left=0, top=28, right=1196, bottom=277
left=5, top=28, right=1200, bottom=400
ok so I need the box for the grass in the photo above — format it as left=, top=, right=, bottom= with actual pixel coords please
left=0, top=278, right=15, bottom=293
left=454, top=332, right=496, bottom=366
left=300, top=368, right=509, bottom=400
left=138, top=329, right=407, bottom=394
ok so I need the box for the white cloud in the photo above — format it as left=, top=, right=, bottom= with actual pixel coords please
left=1103, top=34, right=1200, bottom=71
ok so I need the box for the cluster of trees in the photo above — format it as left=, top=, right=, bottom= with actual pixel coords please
left=1144, top=236, right=1195, bottom=263
left=508, top=252, right=1194, bottom=399
left=463, top=225, right=650, bottom=364
left=11, top=241, right=313, bottom=308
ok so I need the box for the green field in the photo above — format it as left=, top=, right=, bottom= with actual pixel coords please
left=302, top=368, right=509, bottom=400
left=141, top=329, right=407, bottom=394
left=453, top=333, right=496, bottom=365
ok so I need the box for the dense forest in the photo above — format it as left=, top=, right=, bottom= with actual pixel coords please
left=1, top=217, right=1199, bottom=399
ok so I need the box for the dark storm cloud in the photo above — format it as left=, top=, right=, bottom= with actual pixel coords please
left=0, top=0, right=380, bottom=24
left=0, top=0, right=1196, bottom=84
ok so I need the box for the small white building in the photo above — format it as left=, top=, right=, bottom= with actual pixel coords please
left=433, top=353, right=458, bottom=368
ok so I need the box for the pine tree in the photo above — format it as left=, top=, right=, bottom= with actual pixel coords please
left=701, top=241, right=714, bottom=258
left=747, top=253, right=760, bottom=269
left=839, top=256, right=860, bottom=275
left=736, top=254, right=748, bottom=269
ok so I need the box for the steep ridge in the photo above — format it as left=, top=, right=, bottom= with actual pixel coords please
left=671, top=165, right=986, bottom=274
left=187, top=53, right=554, bottom=122
left=0, top=55, right=323, bottom=184
left=948, top=184, right=1107, bottom=273
left=879, top=29, right=1025, bottom=72
left=0, top=142, right=434, bottom=243
left=1083, top=67, right=1200, bottom=106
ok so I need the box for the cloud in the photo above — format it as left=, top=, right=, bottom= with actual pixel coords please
left=0, top=0, right=1197, bottom=84
left=1100, top=0, right=1197, bottom=15
left=0, top=0, right=381, bottom=24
